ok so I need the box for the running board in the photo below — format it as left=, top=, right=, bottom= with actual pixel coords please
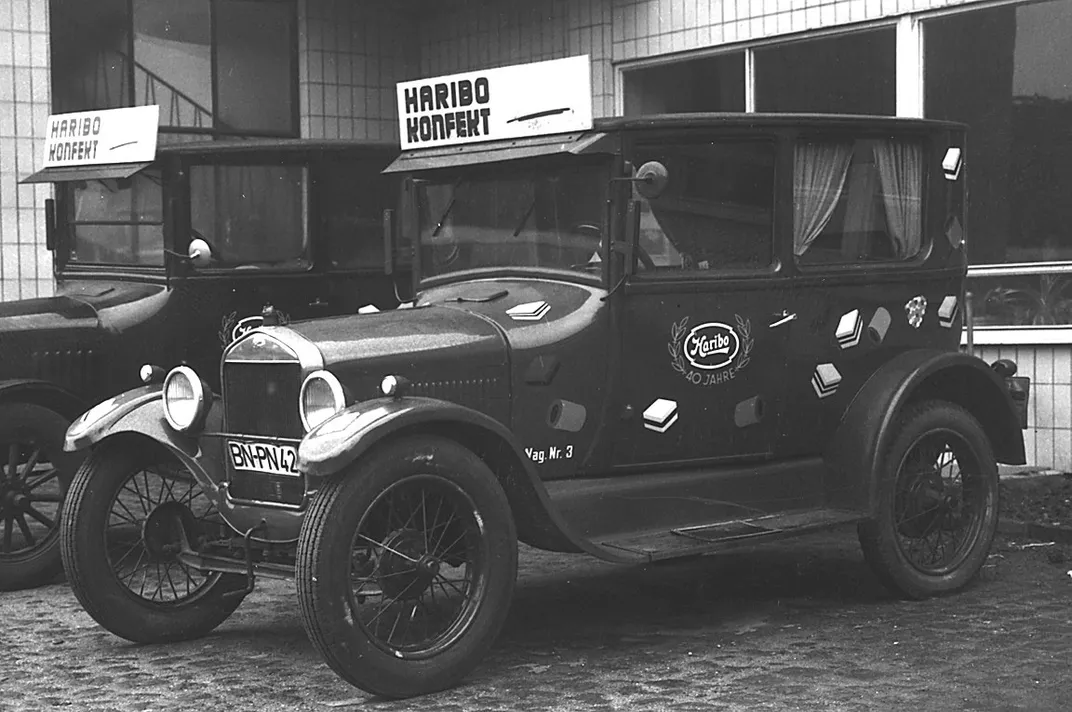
left=597, top=509, right=861, bottom=562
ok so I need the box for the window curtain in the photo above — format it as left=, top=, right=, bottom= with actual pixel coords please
left=873, top=140, right=923, bottom=258
left=793, top=143, right=853, bottom=256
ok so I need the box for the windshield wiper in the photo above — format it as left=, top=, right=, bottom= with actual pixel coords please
left=512, top=198, right=537, bottom=238
left=431, top=177, right=465, bottom=237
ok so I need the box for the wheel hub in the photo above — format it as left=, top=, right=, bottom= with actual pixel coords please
left=141, top=501, right=198, bottom=561
left=379, top=529, right=439, bottom=600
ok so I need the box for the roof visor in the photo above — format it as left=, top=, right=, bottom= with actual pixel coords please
left=20, top=105, right=159, bottom=184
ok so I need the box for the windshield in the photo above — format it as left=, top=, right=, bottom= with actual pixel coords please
left=190, top=163, right=310, bottom=270
left=67, top=170, right=164, bottom=266
left=415, top=159, right=608, bottom=281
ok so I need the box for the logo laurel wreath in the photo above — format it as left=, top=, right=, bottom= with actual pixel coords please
left=734, top=314, right=754, bottom=370
left=668, top=316, right=689, bottom=374
left=218, top=308, right=291, bottom=348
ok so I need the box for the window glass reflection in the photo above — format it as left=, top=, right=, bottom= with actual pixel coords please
left=755, top=29, right=896, bottom=115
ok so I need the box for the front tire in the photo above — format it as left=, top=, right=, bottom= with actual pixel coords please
left=60, top=438, right=246, bottom=642
left=858, top=400, right=999, bottom=599
left=0, top=402, right=82, bottom=591
left=296, top=435, right=517, bottom=698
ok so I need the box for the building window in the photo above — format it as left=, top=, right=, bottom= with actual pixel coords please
left=49, top=0, right=297, bottom=137
left=133, top=0, right=214, bottom=130
left=215, top=0, right=297, bottom=135
left=630, top=140, right=775, bottom=274
left=755, top=28, right=897, bottom=115
left=925, top=0, right=1072, bottom=325
left=622, top=53, right=746, bottom=116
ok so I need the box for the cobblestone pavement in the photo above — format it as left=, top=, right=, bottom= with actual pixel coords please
left=2, top=530, right=1070, bottom=712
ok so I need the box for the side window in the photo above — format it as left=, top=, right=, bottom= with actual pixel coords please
left=190, top=164, right=310, bottom=270
left=794, top=138, right=925, bottom=265
left=318, top=158, right=392, bottom=271
left=632, top=140, right=775, bottom=275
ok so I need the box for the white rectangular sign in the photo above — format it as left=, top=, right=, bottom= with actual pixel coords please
left=397, top=55, right=592, bottom=150
left=41, top=105, right=160, bottom=168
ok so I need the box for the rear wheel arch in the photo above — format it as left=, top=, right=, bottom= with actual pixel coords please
left=909, top=365, right=1024, bottom=466
left=826, top=350, right=1024, bottom=514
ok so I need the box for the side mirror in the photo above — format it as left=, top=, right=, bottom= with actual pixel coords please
left=635, top=161, right=669, bottom=200
left=188, top=237, right=213, bottom=268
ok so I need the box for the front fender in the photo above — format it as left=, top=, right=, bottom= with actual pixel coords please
left=825, top=349, right=1026, bottom=513
left=64, top=384, right=174, bottom=452
left=299, top=397, right=521, bottom=479
left=0, top=378, right=87, bottom=420
left=298, top=396, right=625, bottom=559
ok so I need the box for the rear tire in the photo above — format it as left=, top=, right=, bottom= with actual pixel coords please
left=858, top=400, right=998, bottom=599
left=60, top=438, right=246, bottom=642
left=0, top=402, right=82, bottom=591
left=296, top=435, right=517, bottom=698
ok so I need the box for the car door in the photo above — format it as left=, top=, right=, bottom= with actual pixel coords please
left=610, top=135, right=794, bottom=468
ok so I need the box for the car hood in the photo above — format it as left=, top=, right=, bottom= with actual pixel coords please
left=0, top=281, right=168, bottom=335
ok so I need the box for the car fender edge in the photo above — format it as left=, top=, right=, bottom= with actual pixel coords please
left=825, top=349, right=1026, bottom=515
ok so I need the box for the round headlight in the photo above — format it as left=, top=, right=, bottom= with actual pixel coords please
left=300, top=370, right=346, bottom=432
left=163, top=366, right=208, bottom=432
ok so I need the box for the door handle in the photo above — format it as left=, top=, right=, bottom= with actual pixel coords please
left=769, top=311, right=797, bottom=328
left=308, top=297, right=330, bottom=308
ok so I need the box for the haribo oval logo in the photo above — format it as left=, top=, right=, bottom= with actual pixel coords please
left=683, top=322, right=739, bottom=370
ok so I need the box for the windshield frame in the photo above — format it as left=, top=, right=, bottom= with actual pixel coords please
left=57, top=167, right=166, bottom=275
left=409, top=154, right=614, bottom=291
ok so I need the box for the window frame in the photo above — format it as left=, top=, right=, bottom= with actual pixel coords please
left=791, top=131, right=934, bottom=275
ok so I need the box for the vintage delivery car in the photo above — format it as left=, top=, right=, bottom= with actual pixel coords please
left=0, top=106, right=401, bottom=590
left=59, top=58, right=1027, bottom=699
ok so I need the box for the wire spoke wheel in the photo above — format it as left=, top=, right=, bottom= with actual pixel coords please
left=349, top=475, right=485, bottom=658
left=0, top=441, right=65, bottom=558
left=893, top=430, right=984, bottom=575
left=61, top=440, right=246, bottom=643
left=858, top=400, right=999, bottom=599
left=296, top=435, right=517, bottom=698
left=105, top=462, right=225, bottom=604
left=0, top=402, right=80, bottom=591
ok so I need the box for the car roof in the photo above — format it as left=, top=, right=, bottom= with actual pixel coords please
left=156, top=137, right=397, bottom=156
left=591, top=112, right=965, bottom=132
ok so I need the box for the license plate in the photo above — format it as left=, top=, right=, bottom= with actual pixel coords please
left=227, top=440, right=300, bottom=476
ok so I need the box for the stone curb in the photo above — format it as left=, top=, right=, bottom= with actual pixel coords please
left=997, top=518, right=1072, bottom=545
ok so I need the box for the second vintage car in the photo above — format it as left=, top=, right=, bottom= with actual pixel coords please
left=1, top=106, right=401, bottom=590
left=58, top=58, right=1026, bottom=698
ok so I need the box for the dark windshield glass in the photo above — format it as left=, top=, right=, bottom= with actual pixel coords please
left=415, top=160, right=608, bottom=281
left=190, top=164, right=310, bottom=270
left=67, top=170, right=164, bottom=266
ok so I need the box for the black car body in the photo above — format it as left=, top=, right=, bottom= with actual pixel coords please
left=0, top=136, right=401, bottom=590
left=61, top=113, right=1026, bottom=697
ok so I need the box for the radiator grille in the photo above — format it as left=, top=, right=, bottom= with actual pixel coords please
left=222, top=362, right=303, bottom=438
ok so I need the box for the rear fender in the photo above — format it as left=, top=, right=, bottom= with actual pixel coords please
left=298, top=397, right=594, bottom=555
left=825, top=349, right=1026, bottom=514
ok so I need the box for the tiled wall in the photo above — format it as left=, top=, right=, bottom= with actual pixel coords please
left=298, top=0, right=415, bottom=142
left=0, top=0, right=51, bottom=302
left=415, top=0, right=616, bottom=118
left=972, top=345, right=1072, bottom=472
